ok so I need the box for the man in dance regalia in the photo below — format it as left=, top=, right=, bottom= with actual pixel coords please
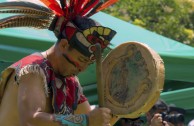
left=0, top=0, right=118, bottom=126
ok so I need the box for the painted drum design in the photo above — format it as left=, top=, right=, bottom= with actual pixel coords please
left=102, top=41, right=165, bottom=118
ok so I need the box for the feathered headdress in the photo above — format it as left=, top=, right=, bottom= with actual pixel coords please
left=0, top=0, right=118, bottom=60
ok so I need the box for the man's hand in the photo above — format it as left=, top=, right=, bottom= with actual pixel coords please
left=87, top=107, right=111, bottom=126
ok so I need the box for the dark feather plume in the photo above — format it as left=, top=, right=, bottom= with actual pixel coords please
left=0, top=15, right=50, bottom=29
left=0, top=1, right=55, bottom=29
left=0, top=1, right=52, bottom=14
left=0, top=9, right=51, bottom=16
left=0, top=0, right=118, bottom=30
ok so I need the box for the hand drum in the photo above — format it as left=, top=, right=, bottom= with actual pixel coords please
left=101, top=41, right=165, bottom=118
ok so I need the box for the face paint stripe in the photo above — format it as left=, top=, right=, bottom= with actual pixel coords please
left=62, top=53, right=80, bottom=69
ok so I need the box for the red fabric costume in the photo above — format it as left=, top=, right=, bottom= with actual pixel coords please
left=12, top=53, right=87, bottom=114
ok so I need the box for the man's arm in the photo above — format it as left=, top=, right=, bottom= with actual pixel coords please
left=75, top=102, right=119, bottom=126
left=18, top=73, right=112, bottom=126
left=18, top=73, right=88, bottom=126
left=18, top=73, right=61, bottom=126
left=75, top=100, right=91, bottom=114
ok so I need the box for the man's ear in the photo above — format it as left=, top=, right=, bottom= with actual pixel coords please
left=59, top=39, right=69, bottom=51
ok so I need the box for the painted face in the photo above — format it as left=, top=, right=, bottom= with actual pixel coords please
left=61, top=47, right=93, bottom=76
left=62, top=52, right=93, bottom=71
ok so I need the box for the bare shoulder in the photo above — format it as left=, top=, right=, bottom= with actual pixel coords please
left=17, top=72, right=53, bottom=115
left=18, top=72, right=48, bottom=98
left=19, top=72, right=44, bottom=86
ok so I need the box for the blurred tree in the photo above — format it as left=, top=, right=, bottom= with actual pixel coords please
left=103, top=0, right=194, bottom=47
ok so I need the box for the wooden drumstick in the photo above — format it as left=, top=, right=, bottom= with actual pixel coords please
left=94, top=43, right=104, bottom=107
left=94, top=44, right=119, bottom=126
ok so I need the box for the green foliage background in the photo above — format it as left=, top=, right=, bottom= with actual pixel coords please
left=103, top=0, right=194, bottom=47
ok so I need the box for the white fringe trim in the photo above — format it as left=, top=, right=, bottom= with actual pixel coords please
left=75, top=76, right=82, bottom=102
left=17, top=64, right=49, bottom=97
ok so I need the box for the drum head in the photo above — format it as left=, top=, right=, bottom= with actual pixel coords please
left=102, top=41, right=164, bottom=118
